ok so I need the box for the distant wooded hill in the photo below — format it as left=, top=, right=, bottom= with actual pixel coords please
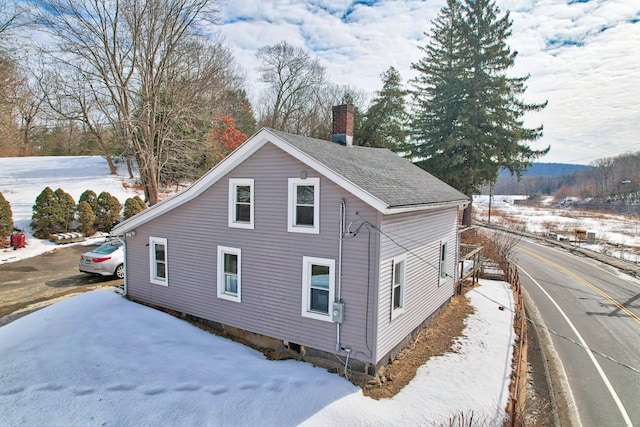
left=498, top=163, right=592, bottom=178
left=483, top=162, right=592, bottom=195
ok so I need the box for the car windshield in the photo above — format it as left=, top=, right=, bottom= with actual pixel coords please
left=92, top=243, right=122, bottom=255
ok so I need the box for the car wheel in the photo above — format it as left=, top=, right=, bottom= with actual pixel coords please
left=114, top=264, right=125, bottom=279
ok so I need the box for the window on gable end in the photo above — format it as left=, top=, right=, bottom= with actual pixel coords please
left=288, top=177, right=319, bottom=234
left=391, top=254, right=406, bottom=319
left=301, top=256, right=335, bottom=321
left=217, top=246, right=241, bottom=303
left=149, top=237, right=168, bottom=286
left=229, top=179, right=254, bottom=229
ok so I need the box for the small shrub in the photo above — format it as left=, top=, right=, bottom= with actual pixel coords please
left=31, top=187, right=62, bottom=239
left=95, top=191, right=121, bottom=232
left=0, top=191, right=14, bottom=239
left=123, top=195, right=147, bottom=219
left=79, top=189, right=99, bottom=214
left=77, top=201, right=96, bottom=235
left=54, top=188, right=76, bottom=232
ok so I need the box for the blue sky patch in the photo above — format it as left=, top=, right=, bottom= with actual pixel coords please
left=341, top=0, right=381, bottom=22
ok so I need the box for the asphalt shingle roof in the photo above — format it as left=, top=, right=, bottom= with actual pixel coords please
left=267, top=128, right=468, bottom=209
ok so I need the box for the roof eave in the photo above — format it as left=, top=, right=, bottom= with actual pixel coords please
left=383, top=199, right=469, bottom=215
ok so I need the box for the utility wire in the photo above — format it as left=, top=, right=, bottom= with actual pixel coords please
left=470, top=286, right=640, bottom=375
left=355, top=212, right=451, bottom=278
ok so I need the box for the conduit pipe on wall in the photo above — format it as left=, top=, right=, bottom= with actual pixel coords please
left=336, top=199, right=346, bottom=352
left=116, top=236, right=128, bottom=296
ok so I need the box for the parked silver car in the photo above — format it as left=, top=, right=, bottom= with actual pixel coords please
left=79, top=241, right=124, bottom=279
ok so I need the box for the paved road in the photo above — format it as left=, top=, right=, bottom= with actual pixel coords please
left=0, top=243, right=122, bottom=326
left=515, top=238, right=640, bottom=427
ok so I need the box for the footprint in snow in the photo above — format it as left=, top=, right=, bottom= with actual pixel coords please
left=205, top=386, right=227, bottom=395
left=142, top=387, right=166, bottom=396
left=173, top=383, right=200, bottom=392
left=72, top=387, right=95, bottom=396
left=33, top=384, right=64, bottom=392
left=0, top=386, right=25, bottom=396
left=105, top=383, right=136, bottom=392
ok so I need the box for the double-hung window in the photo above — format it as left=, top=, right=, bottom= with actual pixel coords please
left=301, top=257, right=334, bottom=321
left=229, top=179, right=254, bottom=229
left=288, top=178, right=319, bottom=234
left=391, top=254, right=406, bottom=318
left=149, top=237, right=168, bottom=286
left=439, top=241, right=448, bottom=285
left=217, top=246, right=241, bottom=302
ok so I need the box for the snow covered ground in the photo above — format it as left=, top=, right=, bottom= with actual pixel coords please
left=0, top=281, right=515, bottom=426
left=0, top=156, right=141, bottom=263
left=473, top=195, right=640, bottom=263
left=0, top=156, right=518, bottom=425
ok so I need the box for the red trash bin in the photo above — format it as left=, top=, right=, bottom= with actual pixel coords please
left=11, top=233, right=25, bottom=249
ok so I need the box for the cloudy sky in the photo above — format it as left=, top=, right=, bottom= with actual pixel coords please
left=218, top=0, right=640, bottom=165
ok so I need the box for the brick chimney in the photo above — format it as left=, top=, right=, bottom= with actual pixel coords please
left=332, top=104, right=355, bottom=146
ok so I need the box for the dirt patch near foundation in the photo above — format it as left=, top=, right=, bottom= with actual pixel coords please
left=363, top=290, right=475, bottom=399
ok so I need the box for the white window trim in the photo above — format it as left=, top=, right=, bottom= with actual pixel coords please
left=288, top=177, right=320, bottom=234
left=228, top=178, right=254, bottom=229
left=149, top=237, right=168, bottom=286
left=391, top=254, right=407, bottom=319
left=439, top=240, right=449, bottom=286
left=301, top=256, right=335, bottom=322
left=217, top=246, right=242, bottom=303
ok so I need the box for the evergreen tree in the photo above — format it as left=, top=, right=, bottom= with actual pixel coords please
left=0, top=192, right=14, bottom=239
left=95, top=192, right=121, bottom=232
left=123, top=196, right=147, bottom=220
left=356, top=67, right=409, bottom=152
left=54, top=188, right=76, bottom=232
left=77, top=201, right=96, bottom=235
left=31, top=187, right=62, bottom=238
left=410, top=0, right=549, bottom=225
left=79, top=190, right=99, bottom=214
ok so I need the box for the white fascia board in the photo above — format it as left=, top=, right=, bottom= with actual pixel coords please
left=383, top=200, right=469, bottom=215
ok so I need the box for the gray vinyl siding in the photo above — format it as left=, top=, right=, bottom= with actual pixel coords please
left=124, top=142, right=380, bottom=362
left=374, top=208, right=458, bottom=363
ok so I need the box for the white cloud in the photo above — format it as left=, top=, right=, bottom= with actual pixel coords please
left=218, top=0, right=639, bottom=165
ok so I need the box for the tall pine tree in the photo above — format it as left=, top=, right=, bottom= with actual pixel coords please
left=356, top=67, right=409, bottom=152
left=411, top=0, right=548, bottom=225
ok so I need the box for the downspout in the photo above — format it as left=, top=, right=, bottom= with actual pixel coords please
left=116, top=236, right=128, bottom=296
left=336, top=199, right=346, bottom=352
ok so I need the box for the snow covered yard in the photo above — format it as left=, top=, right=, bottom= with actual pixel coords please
left=473, top=195, right=640, bottom=263
left=0, top=280, right=514, bottom=426
left=0, top=156, right=516, bottom=425
left=0, top=156, right=141, bottom=264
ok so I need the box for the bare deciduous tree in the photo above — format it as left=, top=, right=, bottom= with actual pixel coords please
left=256, top=41, right=328, bottom=136
left=33, top=0, right=233, bottom=205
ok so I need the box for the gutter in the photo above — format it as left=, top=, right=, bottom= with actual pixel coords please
left=383, top=199, right=469, bottom=215
left=115, top=236, right=128, bottom=296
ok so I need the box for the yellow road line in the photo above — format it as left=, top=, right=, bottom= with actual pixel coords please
left=521, top=247, right=640, bottom=324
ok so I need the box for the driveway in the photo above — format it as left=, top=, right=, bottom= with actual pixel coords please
left=0, top=243, right=122, bottom=326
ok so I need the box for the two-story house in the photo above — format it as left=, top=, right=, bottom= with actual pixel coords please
left=110, top=105, right=468, bottom=374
